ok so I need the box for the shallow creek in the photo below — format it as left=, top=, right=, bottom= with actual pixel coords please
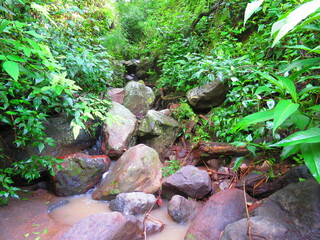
left=48, top=194, right=189, bottom=239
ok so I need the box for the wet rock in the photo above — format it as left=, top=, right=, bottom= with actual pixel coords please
left=122, top=59, right=140, bottom=75
left=142, top=218, right=165, bottom=236
left=138, top=110, right=180, bottom=160
left=221, top=179, right=320, bottom=240
left=235, top=171, right=285, bottom=198
left=284, top=165, right=314, bottom=185
left=123, top=81, right=155, bottom=118
left=106, top=88, right=125, bottom=104
left=168, top=195, right=202, bottom=224
left=162, top=166, right=212, bottom=199
left=109, top=192, right=157, bottom=215
left=185, top=188, right=255, bottom=240
left=50, top=153, right=111, bottom=196
left=186, top=79, right=227, bottom=111
left=60, top=212, right=143, bottom=240
left=92, top=144, right=163, bottom=200
left=101, top=101, right=137, bottom=158
left=29, top=116, right=98, bottom=157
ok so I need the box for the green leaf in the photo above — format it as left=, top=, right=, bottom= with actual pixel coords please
left=26, top=30, right=44, bottom=39
left=276, top=76, right=297, bottom=102
left=289, top=112, right=310, bottom=130
left=271, top=127, right=320, bottom=147
left=271, top=0, right=320, bottom=47
left=280, top=57, right=320, bottom=73
left=7, top=55, right=27, bottom=62
left=244, top=0, right=264, bottom=26
left=0, top=19, right=9, bottom=33
left=3, top=61, right=19, bottom=81
left=301, top=143, right=320, bottom=183
left=298, top=86, right=320, bottom=97
left=281, top=144, right=301, bottom=160
left=273, top=100, right=299, bottom=135
left=38, top=143, right=45, bottom=153
left=234, top=157, right=245, bottom=171
left=234, top=109, right=275, bottom=131
left=307, top=104, right=320, bottom=112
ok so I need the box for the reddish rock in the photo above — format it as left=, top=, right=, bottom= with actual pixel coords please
left=92, top=144, right=163, bottom=200
left=107, top=88, right=125, bottom=104
left=185, top=188, right=255, bottom=240
left=60, top=212, right=143, bottom=240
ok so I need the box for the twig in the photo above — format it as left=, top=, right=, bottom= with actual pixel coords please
left=143, top=191, right=162, bottom=240
left=243, top=181, right=252, bottom=240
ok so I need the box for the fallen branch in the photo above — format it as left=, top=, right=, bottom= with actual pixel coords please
left=243, top=181, right=252, bottom=240
left=143, top=191, right=162, bottom=240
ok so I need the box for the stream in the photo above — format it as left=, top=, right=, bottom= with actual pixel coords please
left=48, top=194, right=189, bottom=240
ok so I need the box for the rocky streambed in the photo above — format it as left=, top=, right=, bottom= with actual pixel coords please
left=1, top=80, right=319, bottom=240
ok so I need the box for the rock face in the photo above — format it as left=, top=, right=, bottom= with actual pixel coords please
left=101, top=101, right=137, bottom=158
left=60, top=212, right=143, bottom=240
left=221, top=179, right=320, bottom=240
left=106, top=88, right=125, bottom=104
left=162, top=166, right=212, bottom=199
left=109, top=192, right=157, bottom=215
left=50, top=153, right=110, bottom=196
left=186, top=79, right=227, bottom=111
left=168, top=195, right=202, bottom=224
left=138, top=110, right=180, bottom=160
left=123, top=81, right=155, bottom=118
left=185, top=188, right=254, bottom=240
left=92, top=144, right=163, bottom=200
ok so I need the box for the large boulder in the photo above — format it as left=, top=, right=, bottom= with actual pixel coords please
left=221, top=179, right=320, bottom=240
left=60, top=212, right=143, bottom=240
left=92, top=144, right=163, bottom=200
left=50, top=153, right=110, bottom=196
left=168, top=195, right=202, bottom=224
left=186, top=79, right=227, bottom=111
left=123, top=81, right=155, bottom=118
left=162, top=166, right=212, bottom=199
left=138, top=110, right=180, bottom=160
left=101, top=101, right=137, bottom=158
left=109, top=192, right=157, bottom=215
left=185, top=189, right=254, bottom=240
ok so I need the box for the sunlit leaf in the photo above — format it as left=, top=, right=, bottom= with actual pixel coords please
left=272, top=0, right=320, bottom=47
left=271, top=127, right=320, bottom=147
left=0, top=19, right=9, bottom=33
left=244, top=0, right=264, bottom=26
left=273, top=100, right=299, bottom=135
left=301, top=143, right=320, bottom=183
left=3, top=61, right=19, bottom=81
left=234, top=109, right=274, bottom=131
left=275, top=76, right=297, bottom=102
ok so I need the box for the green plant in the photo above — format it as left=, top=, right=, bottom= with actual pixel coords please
left=162, top=158, right=182, bottom=177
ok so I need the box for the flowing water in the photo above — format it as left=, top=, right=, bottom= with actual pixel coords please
left=48, top=194, right=189, bottom=239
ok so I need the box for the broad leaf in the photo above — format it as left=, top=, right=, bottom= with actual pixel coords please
left=273, top=100, right=299, bottom=135
left=0, top=19, right=8, bottom=33
left=3, top=61, right=19, bottom=81
left=271, top=127, right=320, bottom=147
left=276, top=76, right=297, bottom=102
left=307, top=104, right=320, bottom=112
left=234, top=109, right=274, bottom=131
left=7, top=55, right=27, bottom=62
left=244, top=0, right=264, bottom=26
left=281, top=144, right=301, bottom=160
left=271, top=0, right=320, bottom=47
left=301, top=143, right=320, bottom=183
left=280, top=57, right=320, bottom=73
left=289, top=112, right=310, bottom=130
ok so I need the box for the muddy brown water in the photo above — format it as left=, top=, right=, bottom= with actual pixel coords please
left=0, top=189, right=188, bottom=240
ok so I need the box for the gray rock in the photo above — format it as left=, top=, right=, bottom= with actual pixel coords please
left=284, top=165, right=314, bottom=185
left=186, top=79, right=227, bottom=111
left=50, top=153, right=111, bottom=196
left=168, top=195, right=202, bottom=224
left=185, top=189, right=255, bottom=240
left=138, top=110, right=180, bottom=160
left=162, top=166, right=212, bottom=199
left=109, top=192, right=157, bottom=215
left=92, top=144, right=163, bottom=200
left=101, top=101, right=137, bottom=158
left=123, top=81, right=155, bottom=117
left=59, top=212, right=143, bottom=240
left=221, top=179, right=320, bottom=240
